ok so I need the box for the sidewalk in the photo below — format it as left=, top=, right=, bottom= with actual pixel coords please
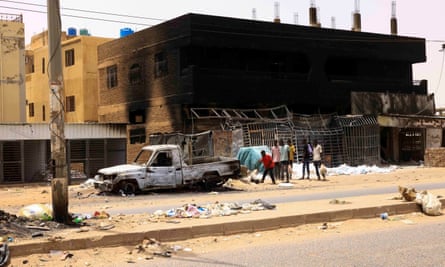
left=9, top=189, right=445, bottom=257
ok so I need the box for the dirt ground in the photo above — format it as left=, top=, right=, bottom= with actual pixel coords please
left=2, top=165, right=445, bottom=266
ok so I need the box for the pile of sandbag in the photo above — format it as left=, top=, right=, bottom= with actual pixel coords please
left=398, top=186, right=442, bottom=216
left=415, top=190, right=442, bottom=216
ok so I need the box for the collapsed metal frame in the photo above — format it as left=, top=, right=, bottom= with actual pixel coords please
left=336, top=115, right=380, bottom=166
left=190, top=106, right=380, bottom=167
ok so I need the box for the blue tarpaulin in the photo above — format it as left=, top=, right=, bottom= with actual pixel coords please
left=236, top=146, right=271, bottom=173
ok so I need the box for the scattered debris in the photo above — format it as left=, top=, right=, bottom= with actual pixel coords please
left=17, top=204, right=53, bottom=221
left=415, top=190, right=442, bottom=216
left=148, top=199, right=276, bottom=221
left=97, top=222, right=115, bottom=231
left=318, top=222, right=328, bottom=230
left=278, top=183, right=294, bottom=189
left=380, top=212, right=389, bottom=220
left=396, top=186, right=442, bottom=216
left=398, top=186, right=417, bottom=201
left=329, top=199, right=351, bottom=205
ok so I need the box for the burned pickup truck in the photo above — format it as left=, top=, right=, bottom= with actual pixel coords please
left=94, top=144, right=241, bottom=194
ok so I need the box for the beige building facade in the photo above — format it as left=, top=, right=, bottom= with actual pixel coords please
left=0, top=14, right=26, bottom=122
left=26, top=30, right=112, bottom=122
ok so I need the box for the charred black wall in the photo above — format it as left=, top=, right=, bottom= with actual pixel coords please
left=97, top=13, right=427, bottom=133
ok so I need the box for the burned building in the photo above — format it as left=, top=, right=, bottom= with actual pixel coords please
left=97, top=13, right=428, bottom=162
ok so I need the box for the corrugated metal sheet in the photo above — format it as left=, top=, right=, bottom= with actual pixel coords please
left=0, top=123, right=126, bottom=140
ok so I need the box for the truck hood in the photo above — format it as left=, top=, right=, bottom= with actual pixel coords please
left=98, top=164, right=144, bottom=175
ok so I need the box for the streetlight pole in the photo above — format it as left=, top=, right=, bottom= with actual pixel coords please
left=47, top=0, right=69, bottom=223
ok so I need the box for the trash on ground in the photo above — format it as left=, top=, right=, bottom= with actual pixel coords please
left=380, top=212, right=389, bottom=220
left=278, top=183, right=294, bottom=189
left=17, top=204, right=53, bottom=220
left=329, top=199, right=351, bottom=205
left=149, top=199, right=276, bottom=221
left=398, top=186, right=417, bottom=201
left=97, top=222, right=115, bottom=230
left=318, top=222, right=328, bottom=230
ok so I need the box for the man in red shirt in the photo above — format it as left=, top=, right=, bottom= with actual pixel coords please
left=258, top=150, right=276, bottom=184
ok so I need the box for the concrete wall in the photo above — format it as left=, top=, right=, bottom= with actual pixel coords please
left=0, top=15, right=25, bottom=122
left=424, top=147, right=445, bottom=167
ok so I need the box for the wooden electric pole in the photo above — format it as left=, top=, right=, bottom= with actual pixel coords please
left=48, top=0, right=69, bottom=223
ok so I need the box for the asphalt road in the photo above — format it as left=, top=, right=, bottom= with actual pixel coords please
left=149, top=220, right=445, bottom=267
left=79, top=181, right=445, bottom=216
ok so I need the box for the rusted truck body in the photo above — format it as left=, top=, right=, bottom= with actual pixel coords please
left=93, top=144, right=240, bottom=193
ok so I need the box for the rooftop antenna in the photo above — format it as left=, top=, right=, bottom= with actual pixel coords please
left=274, top=2, right=281, bottom=23
left=390, top=1, right=398, bottom=35
left=252, top=8, right=257, bottom=20
left=294, top=12, right=299, bottom=25
left=352, top=0, right=361, bottom=32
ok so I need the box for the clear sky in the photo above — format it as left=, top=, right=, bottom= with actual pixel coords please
left=3, top=0, right=445, bottom=108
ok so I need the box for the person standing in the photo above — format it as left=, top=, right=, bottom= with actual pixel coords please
left=299, top=139, right=312, bottom=180
left=258, top=150, right=276, bottom=184
left=312, top=140, right=323, bottom=180
left=279, top=139, right=290, bottom=182
left=271, top=140, right=281, bottom=180
left=287, top=139, right=296, bottom=180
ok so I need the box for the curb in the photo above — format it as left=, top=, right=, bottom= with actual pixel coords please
left=8, top=200, right=431, bottom=257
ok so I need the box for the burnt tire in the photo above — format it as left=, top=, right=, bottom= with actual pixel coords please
left=200, top=173, right=220, bottom=191
left=119, top=181, right=138, bottom=195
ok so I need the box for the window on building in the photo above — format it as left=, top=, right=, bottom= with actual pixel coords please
left=129, top=109, right=146, bottom=123
left=65, top=49, right=75, bottom=67
left=107, top=65, right=118, bottom=88
left=129, top=63, right=142, bottom=84
left=129, top=128, right=146, bottom=144
left=154, top=52, right=168, bottom=78
left=42, top=58, right=45, bottom=74
left=66, top=95, right=75, bottom=112
left=29, top=103, right=35, bottom=117
left=42, top=105, right=46, bottom=121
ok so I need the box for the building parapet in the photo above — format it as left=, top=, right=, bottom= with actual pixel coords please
left=0, top=13, right=22, bottom=23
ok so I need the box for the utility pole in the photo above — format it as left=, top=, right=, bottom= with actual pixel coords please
left=48, top=0, right=69, bottom=223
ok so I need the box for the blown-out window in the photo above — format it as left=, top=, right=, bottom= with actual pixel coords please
left=154, top=52, right=168, bottom=78
left=107, top=65, right=118, bottom=88
left=129, top=63, right=142, bottom=84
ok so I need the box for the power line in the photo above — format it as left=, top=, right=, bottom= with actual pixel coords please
left=0, top=0, right=165, bottom=21
left=0, top=5, right=155, bottom=26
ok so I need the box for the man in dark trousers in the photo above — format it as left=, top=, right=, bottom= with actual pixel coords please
left=300, top=139, right=312, bottom=179
left=258, top=150, right=276, bottom=184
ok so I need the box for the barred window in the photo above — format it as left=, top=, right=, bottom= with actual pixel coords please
left=66, top=95, right=75, bottom=112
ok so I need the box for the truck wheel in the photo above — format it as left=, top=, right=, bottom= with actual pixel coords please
left=200, top=173, right=220, bottom=191
left=119, top=181, right=137, bottom=195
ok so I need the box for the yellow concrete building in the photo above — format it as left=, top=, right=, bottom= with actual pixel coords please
left=25, top=29, right=113, bottom=122
left=0, top=14, right=26, bottom=122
